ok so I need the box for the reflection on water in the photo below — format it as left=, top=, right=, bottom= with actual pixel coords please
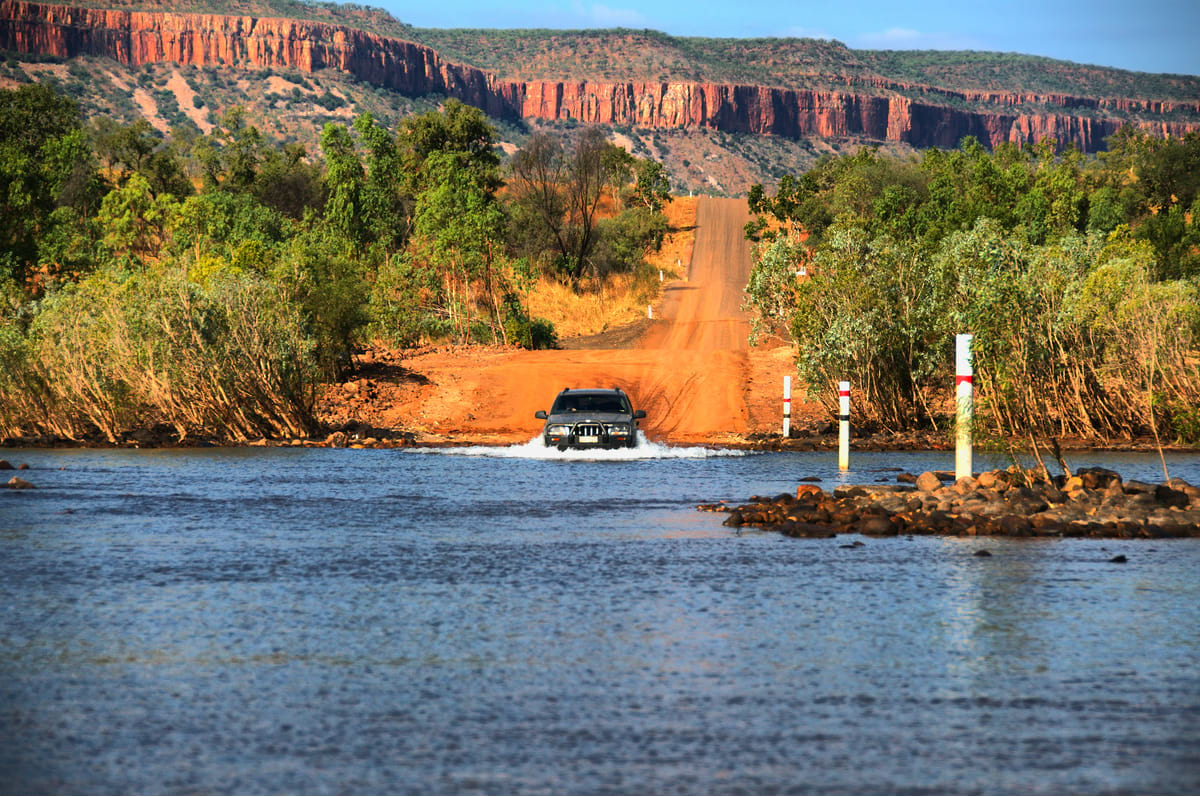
left=415, top=432, right=748, bottom=460
left=0, top=447, right=1197, bottom=794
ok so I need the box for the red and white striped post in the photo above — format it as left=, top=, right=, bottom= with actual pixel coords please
left=838, top=380, right=850, bottom=470
left=782, top=376, right=792, bottom=438
left=956, top=334, right=974, bottom=481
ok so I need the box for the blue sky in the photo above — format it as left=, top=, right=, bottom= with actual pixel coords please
left=379, top=0, right=1200, bottom=76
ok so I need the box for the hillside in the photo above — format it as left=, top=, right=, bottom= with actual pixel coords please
left=1, top=0, right=1197, bottom=193
left=30, top=0, right=1200, bottom=100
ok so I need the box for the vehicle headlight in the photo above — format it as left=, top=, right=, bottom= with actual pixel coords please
left=607, top=423, right=631, bottom=434
left=546, top=424, right=571, bottom=436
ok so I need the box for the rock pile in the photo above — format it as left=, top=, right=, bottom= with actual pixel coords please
left=701, top=467, right=1200, bottom=538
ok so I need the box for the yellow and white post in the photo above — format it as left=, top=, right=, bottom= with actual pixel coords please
left=838, top=380, right=850, bottom=470
left=783, top=376, right=792, bottom=438
left=955, top=333, right=974, bottom=481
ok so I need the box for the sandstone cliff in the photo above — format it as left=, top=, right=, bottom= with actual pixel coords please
left=2, top=0, right=1196, bottom=151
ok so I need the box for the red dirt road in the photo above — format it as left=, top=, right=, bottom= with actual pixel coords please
left=358, top=197, right=805, bottom=445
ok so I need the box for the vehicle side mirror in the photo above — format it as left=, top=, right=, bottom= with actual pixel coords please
left=535, top=410, right=548, bottom=419
left=634, top=410, right=646, bottom=419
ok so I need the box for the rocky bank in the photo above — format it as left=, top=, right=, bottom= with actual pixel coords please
left=706, top=466, right=1200, bottom=539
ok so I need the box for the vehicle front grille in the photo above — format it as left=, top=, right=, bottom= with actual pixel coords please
left=574, top=423, right=604, bottom=437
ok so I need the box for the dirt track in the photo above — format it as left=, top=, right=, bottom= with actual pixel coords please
left=348, top=196, right=807, bottom=445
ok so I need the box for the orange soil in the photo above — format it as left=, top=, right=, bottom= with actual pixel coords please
left=330, top=196, right=818, bottom=446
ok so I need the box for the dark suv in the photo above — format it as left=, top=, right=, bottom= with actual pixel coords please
left=535, top=388, right=647, bottom=450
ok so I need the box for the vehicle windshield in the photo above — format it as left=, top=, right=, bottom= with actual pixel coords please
left=551, top=393, right=631, bottom=414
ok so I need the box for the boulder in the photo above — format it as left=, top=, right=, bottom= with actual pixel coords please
left=1166, top=478, right=1200, bottom=501
left=0, top=460, right=11, bottom=470
left=1078, top=467, right=1122, bottom=490
left=915, top=471, right=942, bottom=492
left=784, top=522, right=837, bottom=538
left=7, top=476, right=33, bottom=489
left=1155, top=484, right=1190, bottom=508
left=997, top=515, right=1033, bottom=536
left=859, top=516, right=899, bottom=535
left=952, top=476, right=978, bottom=494
left=796, top=484, right=824, bottom=500
left=834, top=485, right=869, bottom=499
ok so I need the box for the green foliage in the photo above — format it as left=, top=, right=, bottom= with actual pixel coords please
left=630, top=159, right=671, bottom=212
left=0, top=84, right=104, bottom=285
left=319, top=122, right=365, bottom=244
left=746, top=134, right=1200, bottom=440
left=0, top=82, right=671, bottom=439
left=367, top=248, right=447, bottom=346
left=501, top=293, right=558, bottom=350
left=170, top=189, right=286, bottom=262
left=275, top=225, right=368, bottom=377
left=509, top=129, right=670, bottom=281
left=591, top=207, right=668, bottom=279
left=252, top=142, right=325, bottom=220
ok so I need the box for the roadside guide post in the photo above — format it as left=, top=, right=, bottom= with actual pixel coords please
left=838, top=381, right=850, bottom=470
left=648, top=304, right=653, bottom=319
left=956, top=333, right=974, bottom=481
left=782, top=376, right=792, bottom=438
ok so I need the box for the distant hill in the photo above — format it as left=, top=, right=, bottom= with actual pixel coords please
left=2, top=0, right=1197, bottom=193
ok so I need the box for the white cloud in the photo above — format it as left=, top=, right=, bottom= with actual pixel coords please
left=852, top=27, right=982, bottom=50
left=780, top=25, right=836, bottom=41
left=569, top=1, right=648, bottom=27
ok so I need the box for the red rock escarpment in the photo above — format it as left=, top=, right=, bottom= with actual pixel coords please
left=2, top=0, right=1197, bottom=151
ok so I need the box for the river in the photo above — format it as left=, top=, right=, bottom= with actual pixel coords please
left=1, top=442, right=1198, bottom=794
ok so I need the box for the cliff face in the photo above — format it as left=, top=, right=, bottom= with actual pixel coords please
left=2, top=0, right=1196, bottom=151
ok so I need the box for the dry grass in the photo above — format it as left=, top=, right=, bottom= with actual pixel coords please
left=524, top=273, right=646, bottom=339
left=648, top=195, right=697, bottom=276
left=524, top=196, right=698, bottom=339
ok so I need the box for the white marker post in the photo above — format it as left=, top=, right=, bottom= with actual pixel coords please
left=782, top=376, right=792, bottom=438
left=648, top=304, right=653, bottom=319
left=956, top=334, right=974, bottom=481
left=838, top=381, right=850, bottom=470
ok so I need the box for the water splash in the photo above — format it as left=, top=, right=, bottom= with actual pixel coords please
left=413, top=433, right=750, bottom=460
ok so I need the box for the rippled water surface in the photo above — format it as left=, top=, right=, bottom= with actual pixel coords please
left=1, top=444, right=1199, bottom=794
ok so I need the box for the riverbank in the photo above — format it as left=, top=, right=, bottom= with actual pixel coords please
left=4, top=416, right=1198, bottom=453
left=706, top=467, right=1200, bottom=538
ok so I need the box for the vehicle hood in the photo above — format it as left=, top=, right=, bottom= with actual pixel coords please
left=546, top=412, right=631, bottom=424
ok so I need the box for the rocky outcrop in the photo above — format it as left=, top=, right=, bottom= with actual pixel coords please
left=0, top=0, right=526, bottom=116
left=2, top=0, right=1197, bottom=151
left=704, top=467, right=1200, bottom=538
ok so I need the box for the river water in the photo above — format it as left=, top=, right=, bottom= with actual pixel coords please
left=2, top=441, right=1198, bottom=794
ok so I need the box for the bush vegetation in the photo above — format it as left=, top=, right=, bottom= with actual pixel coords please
left=744, top=132, right=1200, bottom=445
left=0, top=85, right=671, bottom=442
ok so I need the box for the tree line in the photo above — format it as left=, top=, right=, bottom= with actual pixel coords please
left=0, top=84, right=672, bottom=442
left=744, top=132, right=1200, bottom=447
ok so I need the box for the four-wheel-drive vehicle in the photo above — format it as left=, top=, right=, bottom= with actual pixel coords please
left=535, top=388, right=646, bottom=450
